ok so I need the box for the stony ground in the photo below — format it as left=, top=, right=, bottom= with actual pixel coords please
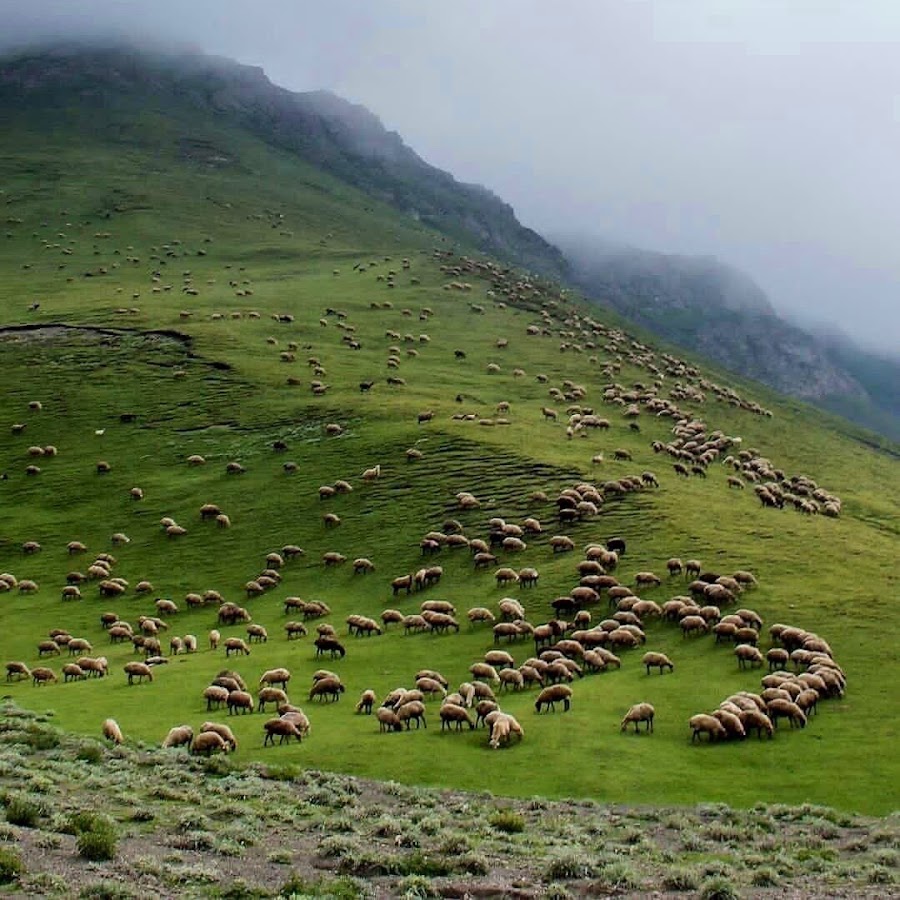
left=0, top=705, right=896, bottom=898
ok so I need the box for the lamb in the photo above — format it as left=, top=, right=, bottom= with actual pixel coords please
left=621, top=702, right=655, bottom=733
left=162, top=725, right=194, bottom=749
left=200, top=722, right=238, bottom=751
left=535, top=684, right=573, bottom=713
left=102, top=718, right=124, bottom=745
left=642, top=652, right=674, bottom=675
left=690, top=713, right=726, bottom=742
left=439, top=703, right=474, bottom=730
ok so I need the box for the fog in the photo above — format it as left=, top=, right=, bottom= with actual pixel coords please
left=4, top=1, right=899, bottom=353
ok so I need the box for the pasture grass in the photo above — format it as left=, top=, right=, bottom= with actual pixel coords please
left=0, top=103, right=897, bottom=829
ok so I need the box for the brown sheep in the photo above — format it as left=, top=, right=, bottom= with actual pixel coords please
left=377, top=706, right=403, bottom=732
left=642, top=652, right=674, bottom=675
left=225, top=637, right=251, bottom=657
left=439, top=703, right=474, bottom=731
left=309, top=676, right=344, bottom=702
left=263, top=718, right=303, bottom=745
left=621, top=702, right=655, bottom=733
left=356, top=689, right=377, bottom=714
left=124, top=661, right=153, bottom=684
left=102, top=718, right=124, bottom=744
left=535, top=684, right=573, bottom=713
left=190, top=731, right=228, bottom=756
left=690, top=714, right=726, bottom=742
left=735, top=644, right=764, bottom=669
left=200, top=722, right=238, bottom=751
left=162, top=725, right=193, bottom=749
left=227, top=690, right=254, bottom=715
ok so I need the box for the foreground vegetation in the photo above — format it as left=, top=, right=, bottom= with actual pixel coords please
left=0, top=704, right=897, bottom=897
left=0, top=46, right=898, bottom=862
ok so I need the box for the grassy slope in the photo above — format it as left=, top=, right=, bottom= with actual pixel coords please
left=0, top=110, right=898, bottom=817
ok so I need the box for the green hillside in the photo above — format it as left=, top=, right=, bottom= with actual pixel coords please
left=0, top=44, right=897, bottom=849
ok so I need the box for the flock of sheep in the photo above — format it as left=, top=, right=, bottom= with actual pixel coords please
left=1, top=235, right=844, bottom=765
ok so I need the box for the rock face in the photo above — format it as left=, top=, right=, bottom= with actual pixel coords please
left=0, top=41, right=567, bottom=280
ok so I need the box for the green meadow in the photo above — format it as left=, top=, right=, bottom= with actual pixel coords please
left=0, top=109, right=897, bottom=819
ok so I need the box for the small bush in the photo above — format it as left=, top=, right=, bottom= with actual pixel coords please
left=397, top=874, right=437, bottom=898
left=280, top=874, right=362, bottom=899
left=594, top=861, right=639, bottom=891
left=0, top=847, right=23, bottom=884
left=546, top=853, right=594, bottom=880
left=662, top=868, right=700, bottom=891
left=76, top=743, right=103, bottom=764
left=456, top=852, right=489, bottom=875
left=867, top=866, right=896, bottom=886
left=4, top=795, right=42, bottom=828
left=78, top=884, right=133, bottom=900
left=543, top=885, right=572, bottom=900
left=77, top=825, right=118, bottom=861
left=0, top=823, right=18, bottom=842
left=749, top=865, right=778, bottom=887
left=267, top=850, right=292, bottom=865
left=489, top=809, right=525, bottom=834
left=699, top=876, right=741, bottom=900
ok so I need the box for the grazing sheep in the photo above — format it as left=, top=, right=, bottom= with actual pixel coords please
left=200, top=722, right=238, bottom=751
left=32, top=666, right=57, bottom=685
left=225, top=638, right=251, bottom=657
left=767, top=698, right=807, bottom=729
left=467, top=607, right=496, bottom=625
left=621, top=702, right=655, bottom=733
left=5, top=661, right=30, bottom=682
left=204, top=685, right=229, bottom=710
left=739, top=707, right=774, bottom=739
left=263, top=717, right=303, bottom=745
left=191, top=731, right=228, bottom=756
left=488, top=712, right=524, bottom=748
left=680, top=615, right=708, bottom=638
left=226, top=690, right=254, bottom=716
left=208, top=629, right=221, bottom=650
left=735, top=644, right=764, bottom=669
left=440, top=703, right=474, bottom=731
left=356, top=689, right=376, bottom=714
left=535, top=684, right=573, bottom=713
left=712, top=709, right=747, bottom=740
left=352, top=558, right=375, bottom=574
left=309, top=676, right=345, bottom=702
left=690, top=713, right=726, bottom=742
left=124, top=661, right=153, bottom=684
left=162, top=725, right=194, bottom=749
left=642, top=652, right=674, bottom=675
left=102, top=718, right=124, bottom=745
left=377, top=706, right=403, bottom=732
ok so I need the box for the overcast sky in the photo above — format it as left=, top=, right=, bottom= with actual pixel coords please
left=4, top=1, right=899, bottom=353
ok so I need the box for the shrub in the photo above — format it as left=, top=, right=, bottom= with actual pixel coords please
left=543, top=886, right=572, bottom=900
left=77, top=884, right=134, bottom=900
left=396, top=874, right=437, bottom=899
left=280, top=874, right=362, bottom=899
left=662, top=868, right=700, bottom=891
left=867, top=866, right=896, bottom=886
left=77, top=825, right=118, bottom=861
left=698, top=876, right=741, bottom=900
left=750, top=867, right=779, bottom=887
left=456, top=852, right=488, bottom=875
left=489, top=809, right=525, bottom=834
left=4, top=795, right=42, bottom=828
left=593, top=861, right=639, bottom=891
left=0, top=847, right=23, bottom=884
left=76, top=743, right=103, bottom=764
left=546, top=853, right=594, bottom=880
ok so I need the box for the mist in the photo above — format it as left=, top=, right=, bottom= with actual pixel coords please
left=3, top=1, right=899, bottom=354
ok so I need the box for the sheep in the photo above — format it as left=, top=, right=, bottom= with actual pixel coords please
left=247, top=624, right=268, bottom=644
left=31, top=666, right=57, bottom=685
left=309, top=676, right=345, bottom=702
left=191, top=731, right=228, bottom=756
left=314, top=636, right=346, bottom=659
left=535, top=684, right=573, bottom=713
left=352, top=558, right=375, bottom=574
left=690, top=713, right=726, bottom=742
left=124, top=661, right=153, bottom=684
left=225, top=638, right=251, bottom=657
left=621, top=702, right=655, bottom=733
left=377, top=706, right=403, bottom=732
left=200, top=722, right=238, bottom=751
left=488, top=713, right=524, bottom=748
left=77, top=656, right=108, bottom=678
left=739, top=707, right=775, bottom=739
left=102, top=718, right=124, bottom=745
left=227, top=690, right=254, bottom=715
left=712, top=709, right=747, bottom=740
left=397, top=700, right=427, bottom=730
left=767, top=698, right=807, bottom=729
left=204, top=685, right=229, bottom=710
left=263, top=717, right=304, bottom=745
left=323, top=551, right=346, bottom=567
left=162, top=725, right=194, bottom=749
left=356, top=689, right=376, bottom=714
left=208, top=629, right=221, bottom=650
left=550, top=535, right=575, bottom=553
left=642, top=652, right=674, bottom=675
left=258, top=687, right=288, bottom=712
left=5, top=662, right=30, bottom=682
left=439, top=703, right=474, bottom=731
left=735, top=644, right=764, bottom=669
left=467, top=607, right=496, bottom=625
left=416, top=677, right=447, bottom=698
left=19, top=541, right=38, bottom=555
left=680, top=615, right=708, bottom=638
